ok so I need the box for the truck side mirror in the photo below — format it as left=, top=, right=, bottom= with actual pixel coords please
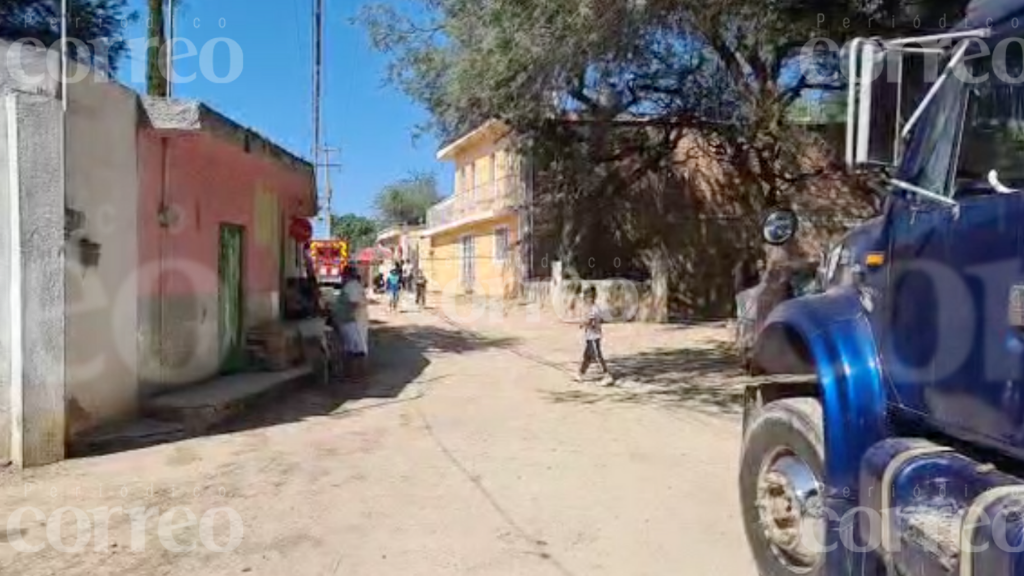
left=846, top=40, right=902, bottom=169
left=762, top=209, right=799, bottom=246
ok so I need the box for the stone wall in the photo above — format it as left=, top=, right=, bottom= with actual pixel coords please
left=520, top=275, right=667, bottom=323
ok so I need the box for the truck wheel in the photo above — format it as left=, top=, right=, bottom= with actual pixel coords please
left=740, top=397, right=825, bottom=576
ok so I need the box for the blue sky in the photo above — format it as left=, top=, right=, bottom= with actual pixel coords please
left=115, top=0, right=454, bottom=234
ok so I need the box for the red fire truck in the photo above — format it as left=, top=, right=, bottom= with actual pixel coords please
left=308, top=239, right=349, bottom=284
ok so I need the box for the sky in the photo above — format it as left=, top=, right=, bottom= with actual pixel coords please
left=115, top=0, right=454, bottom=236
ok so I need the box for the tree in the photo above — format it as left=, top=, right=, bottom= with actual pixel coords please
left=373, top=172, right=441, bottom=226
left=359, top=0, right=958, bottom=314
left=331, top=213, right=379, bottom=251
left=0, top=0, right=137, bottom=71
left=146, top=0, right=167, bottom=96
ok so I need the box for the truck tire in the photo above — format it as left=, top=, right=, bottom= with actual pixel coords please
left=739, top=397, right=825, bottom=576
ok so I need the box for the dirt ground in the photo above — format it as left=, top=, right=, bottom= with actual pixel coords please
left=0, top=296, right=757, bottom=576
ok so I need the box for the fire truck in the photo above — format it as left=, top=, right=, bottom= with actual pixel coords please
left=308, top=239, right=348, bottom=285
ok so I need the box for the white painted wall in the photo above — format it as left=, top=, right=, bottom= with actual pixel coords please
left=63, top=72, right=140, bottom=435
left=0, top=39, right=142, bottom=439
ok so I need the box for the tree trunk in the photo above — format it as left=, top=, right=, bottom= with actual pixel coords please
left=147, top=0, right=168, bottom=97
left=641, top=247, right=669, bottom=323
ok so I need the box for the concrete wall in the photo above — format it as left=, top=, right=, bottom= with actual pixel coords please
left=0, top=39, right=145, bottom=438
left=0, top=40, right=61, bottom=95
left=136, top=130, right=313, bottom=391
left=1, top=93, right=66, bottom=466
left=63, top=74, right=141, bottom=436
left=0, top=93, right=12, bottom=461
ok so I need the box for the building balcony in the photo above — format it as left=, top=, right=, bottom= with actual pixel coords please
left=426, top=175, right=524, bottom=231
left=375, top=223, right=422, bottom=245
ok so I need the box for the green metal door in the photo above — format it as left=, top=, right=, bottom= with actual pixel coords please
left=219, top=224, right=245, bottom=374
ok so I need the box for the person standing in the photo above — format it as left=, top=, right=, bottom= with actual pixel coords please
left=333, top=266, right=369, bottom=378
left=576, top=286, right=612, bottom=385
left=386, top=266, right=402, bottom=312
left=414, top=268, right=427, bottom=307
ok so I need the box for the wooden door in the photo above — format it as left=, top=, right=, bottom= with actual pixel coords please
left=219, top=224, right=245, bottom=373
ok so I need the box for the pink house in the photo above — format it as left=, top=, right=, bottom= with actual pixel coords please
left=136, top=99, right=317, bottom=394
left=0, top=39, right=319, bottom=465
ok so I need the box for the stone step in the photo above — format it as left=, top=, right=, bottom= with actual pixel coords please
left=143, top=366, right=315, bottom=435
left=70, top=418, right=188, bottom=457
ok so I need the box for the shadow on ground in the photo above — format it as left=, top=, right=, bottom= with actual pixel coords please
left=74, top=322, right=517, bottom=457
left=545, top=342, right=750, bottom=416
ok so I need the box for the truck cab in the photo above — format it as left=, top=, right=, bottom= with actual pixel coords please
left=741, top=2, right=1024, bottom=575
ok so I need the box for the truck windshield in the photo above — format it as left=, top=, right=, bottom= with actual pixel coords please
left=896, top=65, right=968, bottom=196
left=955, top=51, right=1024, bottom=189
left=898, top=46, right=1024, bottom=196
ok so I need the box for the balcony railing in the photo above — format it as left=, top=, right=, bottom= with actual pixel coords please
left=426, top=175, right=524, bottom=230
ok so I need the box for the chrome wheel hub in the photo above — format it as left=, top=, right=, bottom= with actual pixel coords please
left=755, top=448, right=826, bottom=572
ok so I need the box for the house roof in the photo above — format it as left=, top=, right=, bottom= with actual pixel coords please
left=436, top=119, right=511, bottom=161
left=140, top=97, right=314, bottom=177
left=0, top=40, right=313, bottom=179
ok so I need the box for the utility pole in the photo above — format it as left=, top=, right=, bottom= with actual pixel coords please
left=312, top=0, right=323, bottom=190
left=167, top=0, right=175, bottom=97
left=60, top=0, right=68, bottom=111
left=319, top=146, right=341, bottom=237
left=311, top=0, right=327, bottom=236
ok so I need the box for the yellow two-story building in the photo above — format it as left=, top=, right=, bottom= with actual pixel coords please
left=420, top=120, right=528, bottom=299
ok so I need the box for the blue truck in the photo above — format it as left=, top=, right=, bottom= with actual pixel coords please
left=740, top=1, right=1024, bottom=574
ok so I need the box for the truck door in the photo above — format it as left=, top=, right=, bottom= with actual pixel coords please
left=931, top=193, right=1024, bottom=445
left=882, top=193, right=950, bottom=412
left=925, top=51, right=1024, bottom=452
left=888, top=51, right=1024, bottom=454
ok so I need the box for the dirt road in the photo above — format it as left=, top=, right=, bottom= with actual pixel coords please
left=0, top=300, right=756, bottom=576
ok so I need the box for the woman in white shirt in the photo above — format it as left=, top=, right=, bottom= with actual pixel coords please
left=339, top=267, right=370, bottom=377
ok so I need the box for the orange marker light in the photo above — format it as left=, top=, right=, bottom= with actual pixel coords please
left=865, top=253, right=885, bottom=267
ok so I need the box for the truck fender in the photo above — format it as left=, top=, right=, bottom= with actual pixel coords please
left=749, top=287, right=887, bottom=499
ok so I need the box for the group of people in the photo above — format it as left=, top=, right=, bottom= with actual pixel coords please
left=377, top=261, right=427, bottom=312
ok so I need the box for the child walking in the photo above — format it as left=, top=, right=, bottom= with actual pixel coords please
left=577, top=286, right=613, bottom=385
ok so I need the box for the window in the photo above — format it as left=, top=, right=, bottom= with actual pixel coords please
left=460, top=235, right=475, bottom=290
left=897, top=68, right=968, bottom=196
left=489, top=153, right=497, bottom=191
left=494, top=226, right=510, bottom=262
left=955, top=52, right=1024, bottom=190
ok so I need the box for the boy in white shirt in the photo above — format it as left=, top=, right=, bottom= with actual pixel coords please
left=577, top=286, right=613, bottom=385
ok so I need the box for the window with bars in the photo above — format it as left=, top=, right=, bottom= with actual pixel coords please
left=494, top=226, right=510, bottom=262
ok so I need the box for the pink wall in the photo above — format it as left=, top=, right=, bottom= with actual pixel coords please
left=137, top=130, right=314, bottom=298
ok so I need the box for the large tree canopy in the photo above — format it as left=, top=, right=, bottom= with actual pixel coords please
left=0, top=0, right=137, bottom=71
left=331, top=213, right=379, bottom=251
left=360, top=0, right=965, bottom=143
left=374, top=171, right=442, bottom=226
